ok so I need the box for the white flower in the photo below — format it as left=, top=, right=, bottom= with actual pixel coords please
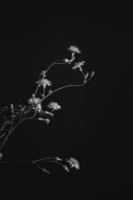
left=72, top=61, right=85, bottom=72
left=28, top=94, right=41, bottom=105
left=35, top=103, right=42, bottom=112
left=48, top=102, right=61, bottom=111
left=68, top=45, right=81, bottom=54
left=28, top=94, right=42, bottom=112
left=43, top=79, right=52, bottom=88
left=36, top=78, right=52, bottom=89
left=66, top=157, right=80, bottom=170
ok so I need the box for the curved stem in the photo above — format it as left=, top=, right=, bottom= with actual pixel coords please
left=0, top=46, right=95, bottom=157
left=0, top=160, right=32, bottom=164
left=0, top=157, right=61, bottom=164
left=34, top=84, right=41, bottom=97
left=0, top=120, right=22, bottom=152
left=46, top=60, right=66, bottom=72
left=0, top=156, right=68, bottom=174
left=40, top=82, right=86, bottom=103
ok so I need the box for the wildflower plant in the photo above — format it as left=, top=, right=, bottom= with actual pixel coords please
left=0, top=45, right=95, bottom=174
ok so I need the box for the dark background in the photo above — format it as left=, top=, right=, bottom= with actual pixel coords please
left=0, top=4, right=132, bottom=199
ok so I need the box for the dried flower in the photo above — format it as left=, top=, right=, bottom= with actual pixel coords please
left=35, top=103, right=42, bottom=112
left=28, top=94, right=42, bottom=112
left=72, top=61, right=85, bottom=72
left=66, top=157, right=80, bottom=170
left=36, top=78, right=52, bottom=89
left=28, top=94, right=41, bottom=105
left=48, top=102, right=61, bottom=111
left=68, top=45, right=81, bottom=54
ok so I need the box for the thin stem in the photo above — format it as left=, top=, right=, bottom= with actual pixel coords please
left=0, top=160, right=32, bottom=164
left=33, top=156, right=62, bottom=163
left=0, top=157, right=66, bottom=175
left=40, top=82, right=86, bottom=104
left=0, top=121, right=10, bottom=136
left=0, top=46, right=95, bottom=158
left=46, top=60, right=66, bottom=72
left=0, top=120, right=22, bottom=152
left=0, top=157, right=61, bottom=165
left=33, top=161, right=50, bottom=174
left=34, top=84, right=41, bottom=97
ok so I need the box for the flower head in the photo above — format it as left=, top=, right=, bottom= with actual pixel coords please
left=36, top=78, right=52, bottom=89
left=28, top=94, right=42, bottom=112
left=28, top=94, right=41, bottom=105
left=66, top=157, right=80, bottom=170
left=68, top=45, right=81, bottom=54
left=48, top=102, right=61, bottom=111
left=35, top=103, right=42, bottom=112
left=72, top=61, right=85, bottom=72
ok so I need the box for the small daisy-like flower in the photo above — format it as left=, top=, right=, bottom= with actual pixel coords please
left=42, top=78, right=52, bottom=87
left=68, top=45, right=81, bottom=54
left=28, top=94, right=41, bottom=105
left=36, top=78, right=52, bottom=89
left=48, top=102, right=61, bottom=111
left=66, top=157, right=80, bottom=170
left=72, top=61, right=85, bottom=72
left=35, top=103, right=42, bottom=112
left=28, top=94, right=42, bottom=112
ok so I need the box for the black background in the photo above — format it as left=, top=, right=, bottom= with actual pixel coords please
left=0, top=4, right=132, bottom=199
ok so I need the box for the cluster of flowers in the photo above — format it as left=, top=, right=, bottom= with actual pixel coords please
left=0, top=45, right=95, bottom=155
left=25, top=45, right=94, bottom=125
